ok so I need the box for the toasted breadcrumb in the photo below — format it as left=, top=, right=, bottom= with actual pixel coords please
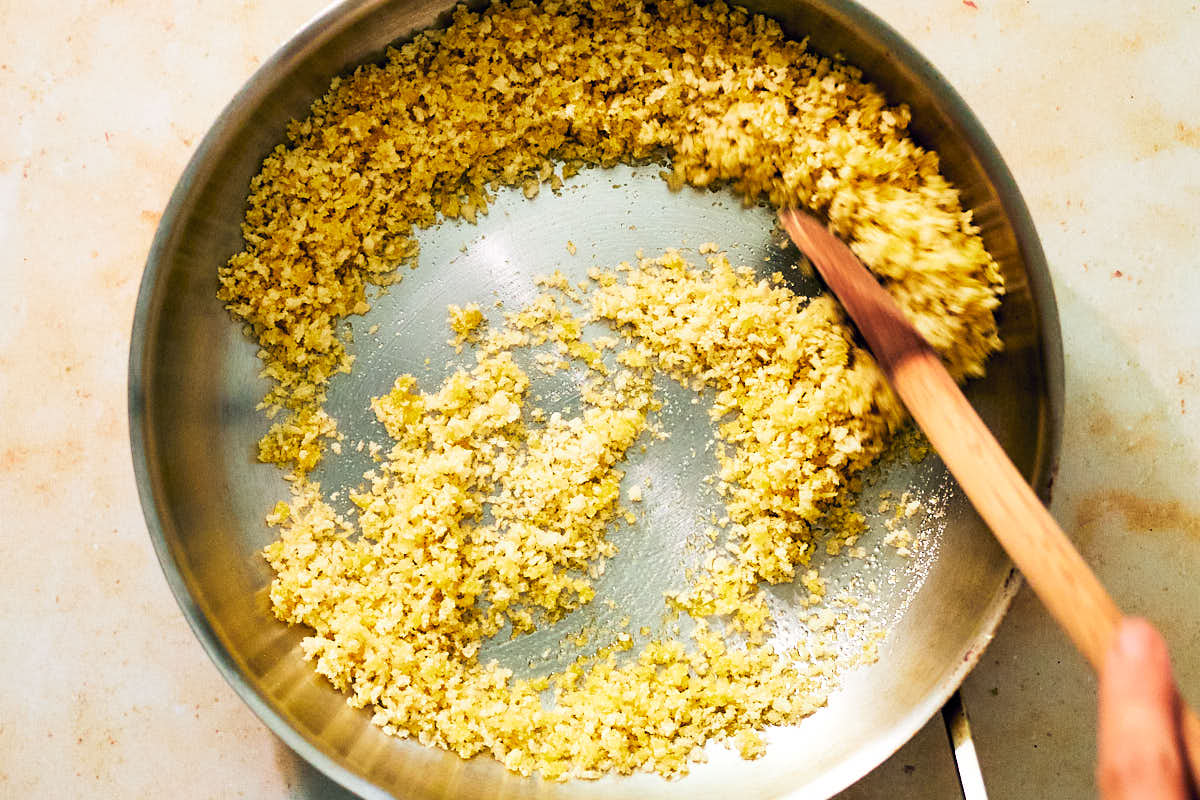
left=219, top=0, right=1001, bottom=474
left=733, top=729, right=767, bottom=759
left=447, top=303, right=486, bottom=352
left=226, top=0, right=1005, bottom=782
left=264, top=251, right=918, bottom=778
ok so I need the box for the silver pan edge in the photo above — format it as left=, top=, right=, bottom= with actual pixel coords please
left=128, top=1, right=1064, bottom=797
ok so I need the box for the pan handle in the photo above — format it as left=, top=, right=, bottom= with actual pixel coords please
left=942, top=691, right=989, bottom=800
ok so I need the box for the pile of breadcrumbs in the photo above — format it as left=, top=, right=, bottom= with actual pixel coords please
left=220, top=0, right=1004, bottom=781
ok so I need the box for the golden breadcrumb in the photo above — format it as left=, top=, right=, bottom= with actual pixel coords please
left=264, top=252, right=910, bottom=779
left=447, top=302, right=485, bottom=339
left=220, top=0, right=1006, bottom=782
left=218, top=0, right=1001, bottom=473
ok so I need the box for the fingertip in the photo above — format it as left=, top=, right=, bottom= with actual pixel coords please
left=1097, top=618, right=1186, bottom=800
left=1111, top=617, right=1170, bottom=668
left=1101, top=617, right=1175, bottom=740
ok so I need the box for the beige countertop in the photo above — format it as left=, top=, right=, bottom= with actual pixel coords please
left=2, top=1, right=1198, bottom=797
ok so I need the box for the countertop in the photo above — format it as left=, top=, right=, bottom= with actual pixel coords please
left=2, top=1, right=1197, bottom=797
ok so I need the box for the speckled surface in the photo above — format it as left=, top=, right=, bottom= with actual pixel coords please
left=1, top=1, right=1197, bottom=797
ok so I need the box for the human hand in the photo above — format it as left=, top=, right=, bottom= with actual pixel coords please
left=1097, top=617, right=1190, bottom=799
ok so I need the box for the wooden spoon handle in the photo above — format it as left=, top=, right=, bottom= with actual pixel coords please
left=779, top=208, right=1200, bottom=785
left=892, top=347, right=1122, bottom=664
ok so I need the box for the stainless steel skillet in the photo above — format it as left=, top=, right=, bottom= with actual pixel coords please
left=128, top=0, right=1063, bottom=797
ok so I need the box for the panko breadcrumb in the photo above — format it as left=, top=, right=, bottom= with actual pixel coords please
left=447, top=302, right=485, bottom=338
left=266, top=253, right=860, bottom=778
left=266, top=252, right=914, bottom=779
left=218, top=0, right=1001, bottom=474
left=223, top=0, right=1006, bottom=783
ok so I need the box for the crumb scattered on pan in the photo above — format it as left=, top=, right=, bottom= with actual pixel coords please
left=265, top=252, right=904, bottom=779
left=222, top=0, right=1004, bottom=782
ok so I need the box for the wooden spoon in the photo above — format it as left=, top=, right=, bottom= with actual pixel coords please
left=779, top=207, right=1200, bottom=788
